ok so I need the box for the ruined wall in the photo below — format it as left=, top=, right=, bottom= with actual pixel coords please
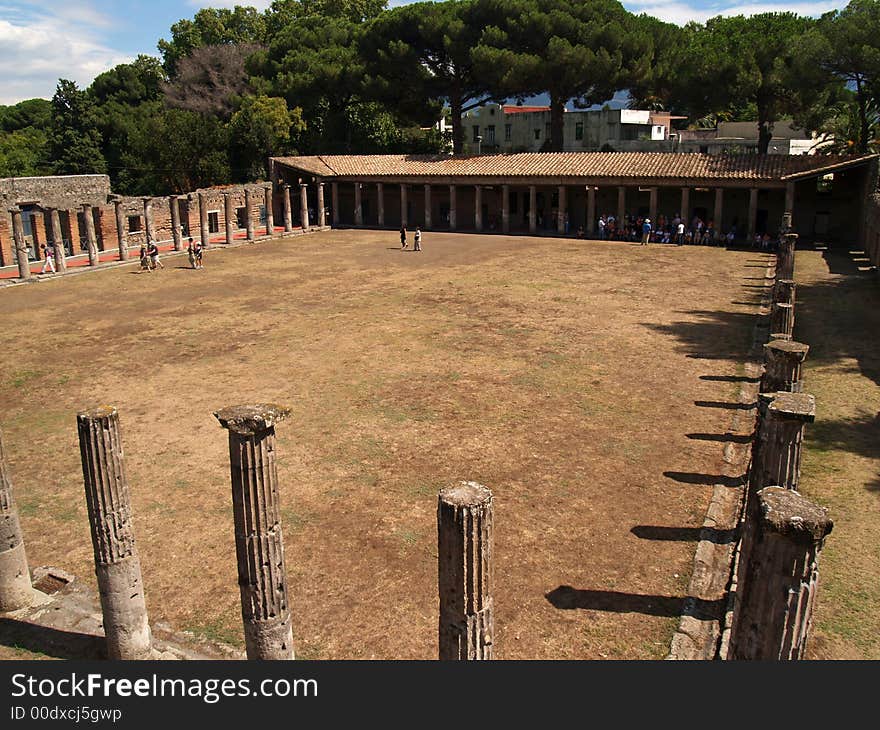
left=0, top=175, right=110, bottom=209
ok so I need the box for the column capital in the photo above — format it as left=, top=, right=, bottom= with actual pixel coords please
left=767, top=392, right=816, bottom=423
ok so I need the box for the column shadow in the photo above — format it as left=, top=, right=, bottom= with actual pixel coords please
left=0, top=618, right=106, bottom=659
left=545, top=586, right=724, bottom=620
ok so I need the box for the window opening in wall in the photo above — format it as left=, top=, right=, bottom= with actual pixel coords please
left=259, top=205, right=267, bottom=224
left=236, top=207, right=247, bottom=228
left=76, top=212, right=87, bottom=250
left=486, top=125, right=495, bottom=145
left=472, top=125, right=480, bottom=142
left=128, top=215, right=141, bottom=233
left=208, top=211, right=220, bottom=233
left=534, top=128, right=541, bottom=140
left=575, top=122, right=584, bottom=141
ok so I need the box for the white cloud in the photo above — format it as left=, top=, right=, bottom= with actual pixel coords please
left=625, top=0, right=846, bottom=25
left=0, top=5, right=130, bottom=104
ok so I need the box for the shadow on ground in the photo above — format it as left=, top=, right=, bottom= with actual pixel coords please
left=0, top=618, right=105, bottom=660
left=545, top=586, right=724, bottom=620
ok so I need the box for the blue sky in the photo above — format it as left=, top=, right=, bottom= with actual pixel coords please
left=0, top=0, right=848, bottom=105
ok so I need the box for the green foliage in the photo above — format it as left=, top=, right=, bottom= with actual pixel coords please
left=229, top=95, right=304, bottom=180
left=0, top=98, right=51, bottom=133
left=48, top=79, right=106, bottom=175
left=0, top=98, right=52, bottom=177
left=89, top=55, right=166, bottom=106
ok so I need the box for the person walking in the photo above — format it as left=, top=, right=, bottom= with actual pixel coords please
left=194, top=240, right=204, bottom=269
left=187, top=236, right=196, bottom=269
left=400, top=225, right=407, bottom=249
left=413, top=227, right=422, bottom=251
left=147, top=239, right=164, bottom=269
left=40, top=243, right=56, bottom=273
left=139, top=243, right=152, bottom=272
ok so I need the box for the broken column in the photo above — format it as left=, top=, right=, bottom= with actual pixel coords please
left=776, top=232, right=797, bottom=282
left=214, top=404, right=294, bottom=660
left=437, top=481, right=494, bottom=660
left=82, top=204, right=99, bottom=266
left=0, top=427, right=34, bottom=612
left=9, top=207, right=31, bottom=280
left=76, top=406, right=152, bottom=659
left=48, top=209, right=67, bottom=271
left=761, top=340, right=809, bottom=394
left=730, top=487, right=832, bottom=660
left=264, top=185, right=274, bottom=236
left=770, top=302, right=794, bottom=339
left=169, top=195, right=182, bottom=251
left=112, top=198, right=128, bottom=260
left=245, top=188, right=255, bottom=241
left=773, top=279, right=796, bottom=307
left=751, top=392, right=815, bottom=495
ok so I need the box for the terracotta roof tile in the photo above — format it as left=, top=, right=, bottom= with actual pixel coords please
left=272, top=152, right=877, bottom=182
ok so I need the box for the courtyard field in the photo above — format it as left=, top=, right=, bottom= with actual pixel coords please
left=0, top=229, right=765, bottom=660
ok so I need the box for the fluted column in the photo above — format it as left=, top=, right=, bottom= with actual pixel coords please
left=529, top=186, right=537, bottom=234
left=142, top=197, right=154, bottom=243
left=0, top=427, right=34, bottom=611
left=770, top=302, right=795, bottom=339
left=748, top=188, right=759, bottom=240
left=751, top=392, right=815, bottom=495
left=681, top=187, right=690, bottom=223
left=214, top=404, right=295, bottom=660
left=299, top=184, right=309, bottom=231
left=438, top=481, right=494, bottom=660
left=282, top=185, right=293, bottom=233
left=777, top=233, right=797, bottom=281
left=648, top=187, right=658, bottom=224
left=264, top=185, right=274, bottom=236
left=354, top=183, right=363, bottom=226
left=77, top=406, right=152, bottom=659
left=586, top=186, right=596, bottom=235
left=9, top=207, right=31, bottom=280
left=424, top=184, right=432, bottom=230
left=501, top=185, right=509, bottom=234
left=169, top=195, right=182, bottom=251
left=197, top=192, right=210, bottom=249
left=82, top=204, right=99, bottom=266
left=244, top=188, right=255, bottom=241
left=377, top=183, right=385, bottom=227
left=224, top=192, right=235, bottom=245
left=331, top=183, right=339, bottom=225
left=449, top=185, right=456, bottom=231
left=617, top=186, right=626, bottom=223
left=49, top=208, right=67, bottom=270
left=714, top=188, right=724, bottom=239
left=400, top=184, right=408, bottom=228
left=111, top=199, right=126, bottom=260
left=557, top=186, right=567, bottom=234
left=316, top=183, right=325, bottom=228
left=474, top=186, right=482, bottom=232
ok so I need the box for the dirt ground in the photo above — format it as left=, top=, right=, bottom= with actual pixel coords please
left=795, top=246, right=880, bottom=660
left=0, top=229, right=764, bottom=660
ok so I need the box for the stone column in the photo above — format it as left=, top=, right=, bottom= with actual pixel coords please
left=11, top=207, right=33, bottom=278
left=76, top=406, right=152, bottom=660
left=49, top=209, right=67, bottom=271
left=529, top=186, right=537, bottom=234
left=354, top=183, right=363, bottom=226
left=751, top=392, right=815, bottom=495
left=214, top=405, right=295, bottom=660
left=770, top=302, right=794, bottom=339
left=557, top=185, right=566, bottom=234
left=680, top=187, right=690, bottom=222
left=714, top=188, right=724, bottom=239
left=773, top=279, right=796, bottom=307
left=316, top=183, right=325, bottom=228
left=449, top=185, right=457, bottom=231
left=437, top=481, right=494, bottom=660
left=282, top=185, right=293, bottom=233
left=762, top=340, right=809, bottom=394
left=474, top=186, right=482, bottom=232
left=377, top=183, right=385, bottom=227
left=586, top=186, right=596, bottom=236
left=424, top=184, right=432, bottom=230
left=400, top=184, right=408, bottom=228
left=648, top=187, right=658, bottom=224
left=331, top=183, right=339, bottom=225
left=244, top=188, right=255, bottom=241
left=264, top=185, right=274, bottom=236
left=82, top=204, right=99, bottom=266
left=748, top=188, right=759, bottom=240
left=300, top=184, right=310, bottom=231
left=617, top=186, right=626, bottom=223
left=142, top=198, right=154, bottom=243
left=0, top=427, right=34, bottom=612
left=198, top=192, right=210, bottom=249
left=169, top=195, right=182, bottom=251
left=501, top=184, right=509, bottom=234
left=224, top=192, right=235, bottom=245
left=113, top=198, right=127, bottom=260
left=730, top=487, right=832, bottom=660
left=785, top=182, right=795, bottom=224
left=777, top=233, right=797, bottom=281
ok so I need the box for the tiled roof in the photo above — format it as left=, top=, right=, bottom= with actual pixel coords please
left=503, top=105, right=551, bottom=114
left=273, top=152, right=877, bottom=182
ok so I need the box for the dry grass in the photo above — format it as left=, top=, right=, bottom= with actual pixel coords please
left=795, top=246, right=880, bottom=660
left=0, top=229, right=764, bottom=659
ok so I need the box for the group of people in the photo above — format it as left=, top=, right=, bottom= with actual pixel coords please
left=138, top=240, right=165, bottom=271
left=186, top=237, right=205, bottom=270
left=399, top=225, right=422, bottom=251
left=592, top=212, right=778, bottom=249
